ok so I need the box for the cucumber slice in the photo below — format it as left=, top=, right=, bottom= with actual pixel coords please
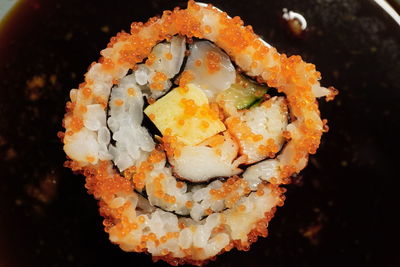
left=221, top=74, right=268, bottom=110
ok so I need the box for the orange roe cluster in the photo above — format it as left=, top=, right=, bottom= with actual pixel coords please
left=173, top=97, right=220, bottom=131
left=124, top=148, right=165, bottom=190
left=217, top=15, right=251, bottom=54
left=153, top=173, right=177, bottom=204
left=257, top=138, right=280, bottom=158
left=209, top=176, right=252, bottom=208
left=69, top=116, right=83, bottom=133
left=205, top=51, right=221, bottom=74
left=100, top=201, right=139, bottom=239
left=72, top=161, right=133, bottom=202
left=178, top=70, right=195, bottom=90
left=150, top=71, right=168, bottom=90
left=161, top=129, right=185, bottom=159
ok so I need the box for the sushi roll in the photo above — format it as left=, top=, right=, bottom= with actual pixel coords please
left=60, top=1, right=337, bottom=265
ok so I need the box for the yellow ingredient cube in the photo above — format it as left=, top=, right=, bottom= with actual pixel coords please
left=144, top=83, right=226, bottom=146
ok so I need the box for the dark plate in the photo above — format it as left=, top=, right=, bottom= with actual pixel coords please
left=1, top=0, right=399, bottom=266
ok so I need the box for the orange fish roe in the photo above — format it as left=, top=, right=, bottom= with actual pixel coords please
left=145, top=53, right=156, bottom=66
left=148, top=233, right=157, bottom=241
left=282, top=130, right=292, bottom=140
left=164, top=194, right=176, bottom=204
left=94, top=96, right=107, bottom=108
left=281, top=164, right=298, bottom=177
left=256, top=184, right=265, bottom=196
left=205, top=51, right=221, bottom=74
left=209, top=177, right=250, bottom=206
left=238, top=204, right=246, bottom=212
left=86, top=156, right=96, bottom=163
left=161, top=134, right=184, bottom=159
left=114, top=99, right=124, bottom=106
left=205, top=208, right=213, bottom=215
left=79, top=105, right=87, bottom=113
left=148, top=147, right=166, bottom=163
left=204, top=25, right=212, bottom=34
left=168, top=196, right=176, bottom=204
left=83, top=161, right=132, bottom=201
left=82, top=87, right=92, bottom=98
left=194, top=59, right=202, bottom=67
left=178, top=85, right=189, bottom=94
left=164, top=128, right=172, bottom=136
left=225, top=193, right=241, bottom=208
left=170, top=97, right=221, bottom=137
left=180, top=98, right=198, bottom=116
left=257, top=138, right=279, bottom=157
left=200, top=120, right=209, bottom=129
left=138, top=216, right=146, bottom=224
left=132, top=171, right=146, bottom=189
left=153, top=71, right=168, bottom=82
left=176, top=181, right=185, bottom=188
left=150, top=82, right=164, bottom=90
left=70, top=117, right=83, bottom=133
left=326, top=86, right=339, bottom=102
left=252, top=134, right=263, bottom=142
left=185, top=201, right=193, bottom=208
left=127, top=87, right=136, bottom=96
left=100, top=57, right=115, bottom=70
left=322, top=119, right=329, bottom=132
left=160, top=236, right=168, bottom=243
left=178, top=70, right=194, bottom=87
left=178, top=222, right=186, bottom=229
left=130, top=149, right=165, bottom=189
left=198, top=104, right=214, bottom=119
left=177, top=118, right=185, bottom=126
left=226, top=116, right=261, bottom=143
left=157, top=189, right=176, bottom=204
left=147, top=97, right=156, bottom=105
left=165, top=52, right=173, bottom=60
left=65, top=101, right=75, bottom=112
left=148, top=113, right=156, bottom=121
left=166, top=232, right=175, bottom=239
left=212, top=225, right=225, bottom=235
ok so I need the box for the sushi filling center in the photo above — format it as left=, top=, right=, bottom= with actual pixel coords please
left=105, top=36, right=289, bottom=220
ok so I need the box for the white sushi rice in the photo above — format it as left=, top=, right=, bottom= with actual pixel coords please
left=107, top=74, right=155, bottom=170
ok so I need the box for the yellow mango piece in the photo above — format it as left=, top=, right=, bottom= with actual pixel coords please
left=144, top=84, right=226, bottom=146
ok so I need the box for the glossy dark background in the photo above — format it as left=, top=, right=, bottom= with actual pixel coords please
left=1, top=0, right=399, bottom=266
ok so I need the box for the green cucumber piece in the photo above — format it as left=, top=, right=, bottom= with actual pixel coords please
left=221, top=74, right=268, bottom=110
